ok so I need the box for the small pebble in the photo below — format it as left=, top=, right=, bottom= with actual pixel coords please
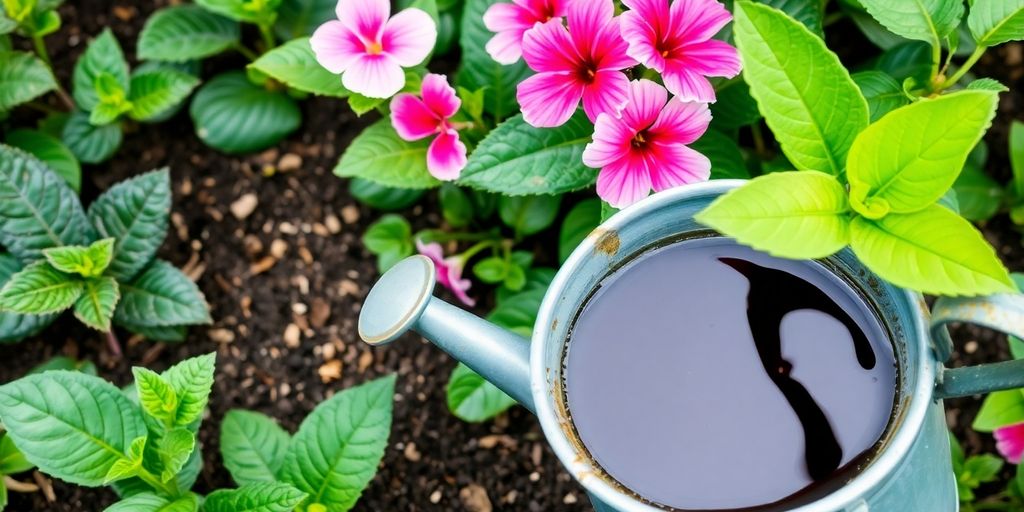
left=283, top=323, right=301, bottom=348
left=563, top=493, right=578, bottom=505
left=318, top=360, right=342, bottom=383
left=341, top=205, right=360, bottom=224
left=230, top=193, right=258, bottom=220
left=403, top=442, right=421, bottom=462
left=459, top=484, right=492, bottom=512
left=208, top=328, right=235, bottom=344
left=278, top=153, right=302, bottom=172
left=429, top=490, right=442, bottom=504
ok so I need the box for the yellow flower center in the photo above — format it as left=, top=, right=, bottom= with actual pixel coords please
left=366, top=41, right=383, bottom=55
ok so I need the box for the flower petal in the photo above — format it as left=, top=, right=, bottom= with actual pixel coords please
left=649, top=97, right=711, bottom=145
left=310, top=21, right=365, bottom=74
left=415, top=239, right=446, bottom=265
left=582, top=70, right=630, bottom=122
left=517, top=71, right=584, bottom=127
left=591, top=17, right=637, bottom=71
left=679, top=39, right=741, bottom=78
left=662, top=63, right=716, bottom=103
left=996, top=423, right=1024, bottom=464
left=596, top=150, right=652, bottom=208
left=484, top=2, right=534, bottom=32
left=382, top=7, right=437, bottom=67
left=337, top=0, right=390, bottom=44
left=621, top=0, right=670, bottom=34
left=342, top=54, right=406, bottom=98
left=620, top=79, right=667, bottom=131
left=390, top=93, right=439, bottom=141
left=645, top=143, right=710, bottom=192
left=427, top=129, right=468, bottom=181
left=567, top=0, right=614, bottom=53
left=420, top=73, right=460, bottom=119
left=670, top=0, right=732, bottom=42
left=583, top=113, right=634, bottom=168
left=442, top=257, right=476, bottom=307
left=486, top=29, right=527, bottom=65
left=521, top=18, right=580, bottom=73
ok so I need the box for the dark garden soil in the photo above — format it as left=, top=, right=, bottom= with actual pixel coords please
left=2, top=2, right=1024, bottom=511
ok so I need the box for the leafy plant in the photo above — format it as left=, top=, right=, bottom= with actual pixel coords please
left=0, top=144, right=209, bottom=346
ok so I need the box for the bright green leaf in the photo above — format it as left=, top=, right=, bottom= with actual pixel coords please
left=161, top=352, right=216, bottom=428
left=158, top=428, right=195, bottom=482
left=190, top=71, right=302, bottom=154
left=967, top=77, right=1009, bottom=91
left=73, top=28, right=129, bottom=112
left=362, top=214, right=414, bottom=272
left=133, top=367, right=179, bottom=426
left=0, top=51, right=57, bottom=110
left=115, top=260, right=211, bottom=328
left=0, top=254, right=54, bottom=343
left=204, top=482, right=308, bottom=512
left=221, top=409, right=291, bottom=485
left=859, top=0, right=963, bottom=43
left=138, top=5, right=240, bottom=62
left=73, top=276, right=120, bottom=331
left=104, top=493, right=199, bottom=512
left=250, top=37, right=349, bottom=97
left=1011, top=121, right=1024, bottom=200
left=62, top=109, right=123, bottom=164
left=5, top=129, right=81, bottom=193
left=973, top=390, right=1024, bottom=432
left=0, top=261, right=83, bottom=314
left=968, top=0, right=1024, bottom=47
left=43, top=238, right=115, bottom=277
left=128, top=70, right=201, bottom=122
left=473, top=257, right=508, bottom=284
left=88, top=168, right=172, bottom=282
left=334, top=119, right=440, bottom=189
left=559, top=198, right=601, bottom=264
left=0, top=432, right=33, bottom=474
left=196, top=0, right=279, bottom=24
left=447, top=363, right=517, bottom=422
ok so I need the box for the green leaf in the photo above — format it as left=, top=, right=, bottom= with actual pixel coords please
left=852, top=71, right=910, bottom=122
left=0, top=254, right=54, bottom=343
left=967, top=77, right=1009, bottom=91
left=876, top=41, right=933, bottom=85
left=363, top=214, right=414, bottom=272
left=733, top=1, right=869, bottom=176
left=133, top=367, right=179, bottom=426
left=498, top=194, right=561, bottom=237
left=120, top=322, right=188, bottom=343
left=690, top=128, right=750, bottom=180
left=473, top=257, right=507, bottom=284
left=88, top=168, right=172, bottom=282
left=954, top=165, right=1002, bottom=222
left=349, top=178, right=424, bottom=211
left=964, top=454, right=1005, bottom=484
left=128, top=70, right=200, bottom=122
left=27, top=355, right=98, bottom=375
left=62, top=109, right=123, bottom=164
left=5, top=129, right=81, bottom=193
left=559, top=198, right=601, bottom=264
left=104, top=493, right=199, bottom=512
left=138, top=5, right=240, bottom=62
left=849, top=205, right=1015, bottom=296
left=205, top=482, right=308, bottom=512
left=73, top=276, right=119, bottom=331
left=0, top=144, right=91, bottom=259
left=0, top=432, right=33, bottom=474
left=973, top=390, right=1024, bottom=432
left=161, top=353, right=216, bottom=428
left=696, top=171, right=851, bottom=259
left=103, top=436, right=146, bottom=484
left=439, top=183, right=474, bottom=227
left=158, top=428, right=195, bottom=482
left=347, top=92, right=385, bottom=117
left=710, top=78, right=762, bottom=131
left=0, top=51, right=57, bottom=110
left=334, top=119, right=440, bottom=189
left=73, top=28, right=129, bottom=112
left=275, top=0, right=334, bottom=39
left=755, top=0, right=824, bottom=35
left=115, top=260, right=211, bottom=327
left=447, top=362, right=517, bottom=422
left=847, top=90, right=999, bottom=217
left=190, top=71, right=302, bottom=154
left=457, top=86, right=485, bottom=123
left=250, top=37, right=349, bottom=97
left=457, top=0, right=532, bottom=119
left=281, top=374, right=395, bottom=511
left=1011, top=121, right=1024, bottom=200
left=43, top=238, right=115, bottom=277
left=968, top=0, right=1024, bottom=47
left=0, top=371, right=147, bottom=486
left=859, top=0, right=963, bottom=43
left=196, top=0, right=279, bottom=24
left=90, top=100, right=131, bottom=127
left=459, top=112, right=596, bottom=195
left=0, top=262, right=83, bottom=314
left=221, top=409, right=291, bottom=485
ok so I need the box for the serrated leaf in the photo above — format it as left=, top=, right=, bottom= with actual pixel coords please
left=334, top=119, right=440, bottom=189
left=0, top=51, right=57, bottom=110
left=968, top=0, right=1024, bottom=47
left=849, top=205, right=1015, bottom=296
left=275, top=0, right=334, bottom=39
left=73, top=276, right=119, bottom=331
left=559, top=199, right=601, bottom=264
left=0, top=253, right=54, bottom=343
left=852, top=71, right=910, bottom=122
left=847, top=90, right=998, bottom=216
left=0, top=371, right=147, bottom=486
left=205, top=482, right=308, bottom=512
left=859, top=0, right=963, bottom=43
left=103, top=436, right=146, bottom=483
left=459, top=112, right=596, bottom=195
left=161, top=352, right=216, bottom=427
left=0, top=144, right=91, bottom=259
left=250, top=38, right=348, bottom=97
left=158, top=428, right=195, bottom=482
left=221, top=410, right=291, bottom=485
left=5, top=129, right=81, bottom=193
left=974, top=390, right=1024, bottom=432
left=104, top=493, right=199, bottom=512
left=696, top=171, right=851, bottom=259
left=967, top=77, right=1009, bottom=91
left=62, top=110, right=123, bottom=164
left=88, top=168, right=172, bottom=281
left=115, top=260, right=211, bottom=327
left=133, top=367, right=178, bottom=426
left=457, top=0, right=532, bottom=119
left=734, top=1, right=869, bottom=176
left=43, top=238, right=115, bottom=277
left=0, top=262, right=83, bottom=314
left=281, top=374, right=395, bottom=511
left=138, top=5, right=240, bottom=62
left=447, top=363, right=517, bottom=422
left=190, top=71, right=302, bottom=153
left=128, top=70, right=201, bottom=122
left=73, top=29, right=129, bottom=112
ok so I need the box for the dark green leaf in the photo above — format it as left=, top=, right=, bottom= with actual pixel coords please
left=115, top=260, right=211, bottom=327
left=128, top=70, right=201, bottom=122
left=710, top=78, right=761, bottom=131
left=852, top=71, right=910, bottom=122
left=0, top=254, right=54, bottom=343
left=138, top=5, right=240, bottom=62
left=5, top=129, right=80, bottom=193
left=0, top=51, right=57, bottom=110
left=275, top=0, right=335, bottom=40
left=457, top=0, right=531, bottom=119
left=498, top=194, right=561, bottom=237
left=446, top=362, right=517, bottom=422
left=559, top=199, right=600, bottom=264
left=439, top=183, right=474, bottom=228
left=690, top=129, right=750, bottom=180
left=61, top=110, right=123, bottom=164
left=190, top=71, right=302, bottom=154
left=349, top=178, right=424, bottom=211
left=334, top=119, right=440, bottom=189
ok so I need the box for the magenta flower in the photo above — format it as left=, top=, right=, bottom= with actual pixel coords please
left=310, top=0, right=437, bottom=99
left=483, top=0, right=567, bottom=65
left=390, top=74, right=468, bottom=180
left=995, top=422, right=1024, bottom=463
left=517, top=0, right=636, bottom=127
left=620, top=0, right=740, bottom=103
left=583, top=79, right=711, bottom=208
left=416, top=239, right=476, bottom=307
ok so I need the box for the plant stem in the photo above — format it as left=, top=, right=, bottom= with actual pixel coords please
left=258, top=22, right=276, bottom=53
left=459, top=240, right=499, bottom=263
left=929, top=39, right=942, bottom=83
left=939, top=45, right=987, bottom=90
left=106, top=330, right=123, bottom=359
left=32, top=33, right=75, bottom=111
left=751, top=123, right=768, bottom=159
left=234, top=43, right=259, bottom=61
left=136, top=468, right=178, bottom=497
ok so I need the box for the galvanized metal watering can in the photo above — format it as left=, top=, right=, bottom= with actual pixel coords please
left=358, top=180, right=1024, bottom=512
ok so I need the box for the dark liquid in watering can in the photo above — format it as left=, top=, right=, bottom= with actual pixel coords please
left=563, top=238, right=897, bottom=510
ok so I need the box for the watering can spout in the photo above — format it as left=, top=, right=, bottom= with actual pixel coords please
left=358, top=255, right=535, bottom=412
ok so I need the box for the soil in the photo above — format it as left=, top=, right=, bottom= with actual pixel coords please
left=1, top=2, right=1023, bottom=511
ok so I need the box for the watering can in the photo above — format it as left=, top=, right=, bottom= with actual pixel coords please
left=358, top=180, right=1024, bottom=512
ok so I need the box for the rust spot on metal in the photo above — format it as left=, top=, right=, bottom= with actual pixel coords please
left=551, top=318, right=559, bottom=332
left=591, top=228, right=620, bottom=257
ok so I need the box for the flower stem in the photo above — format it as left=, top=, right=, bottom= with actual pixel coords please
left=234, top=43, right=260, bottom=61
left=459, top=240, right=499, bottom=263
left=939, top=45, right=987, bottom=90
left=258, top=22, right=276, bottom=53
left=106, top=330, right=123, bottom=359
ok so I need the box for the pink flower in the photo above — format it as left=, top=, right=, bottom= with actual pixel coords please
left=416, top=239, right=476, bottom=307
left=310, top=0, right=437, bottom=99
left=582, top=79, right=711, bottom=208
left=620, top=0, right=740, bottom=103
left=483, top=0, right=567, bottom=65
left=995, top=422, right=1024, bottom=464
left=390, top=74, right=468, bottom=180
left=517, top=0, right=636, bottom=127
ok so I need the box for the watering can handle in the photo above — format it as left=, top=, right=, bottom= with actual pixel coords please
left=931, top=293, right=1024, bottom=399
